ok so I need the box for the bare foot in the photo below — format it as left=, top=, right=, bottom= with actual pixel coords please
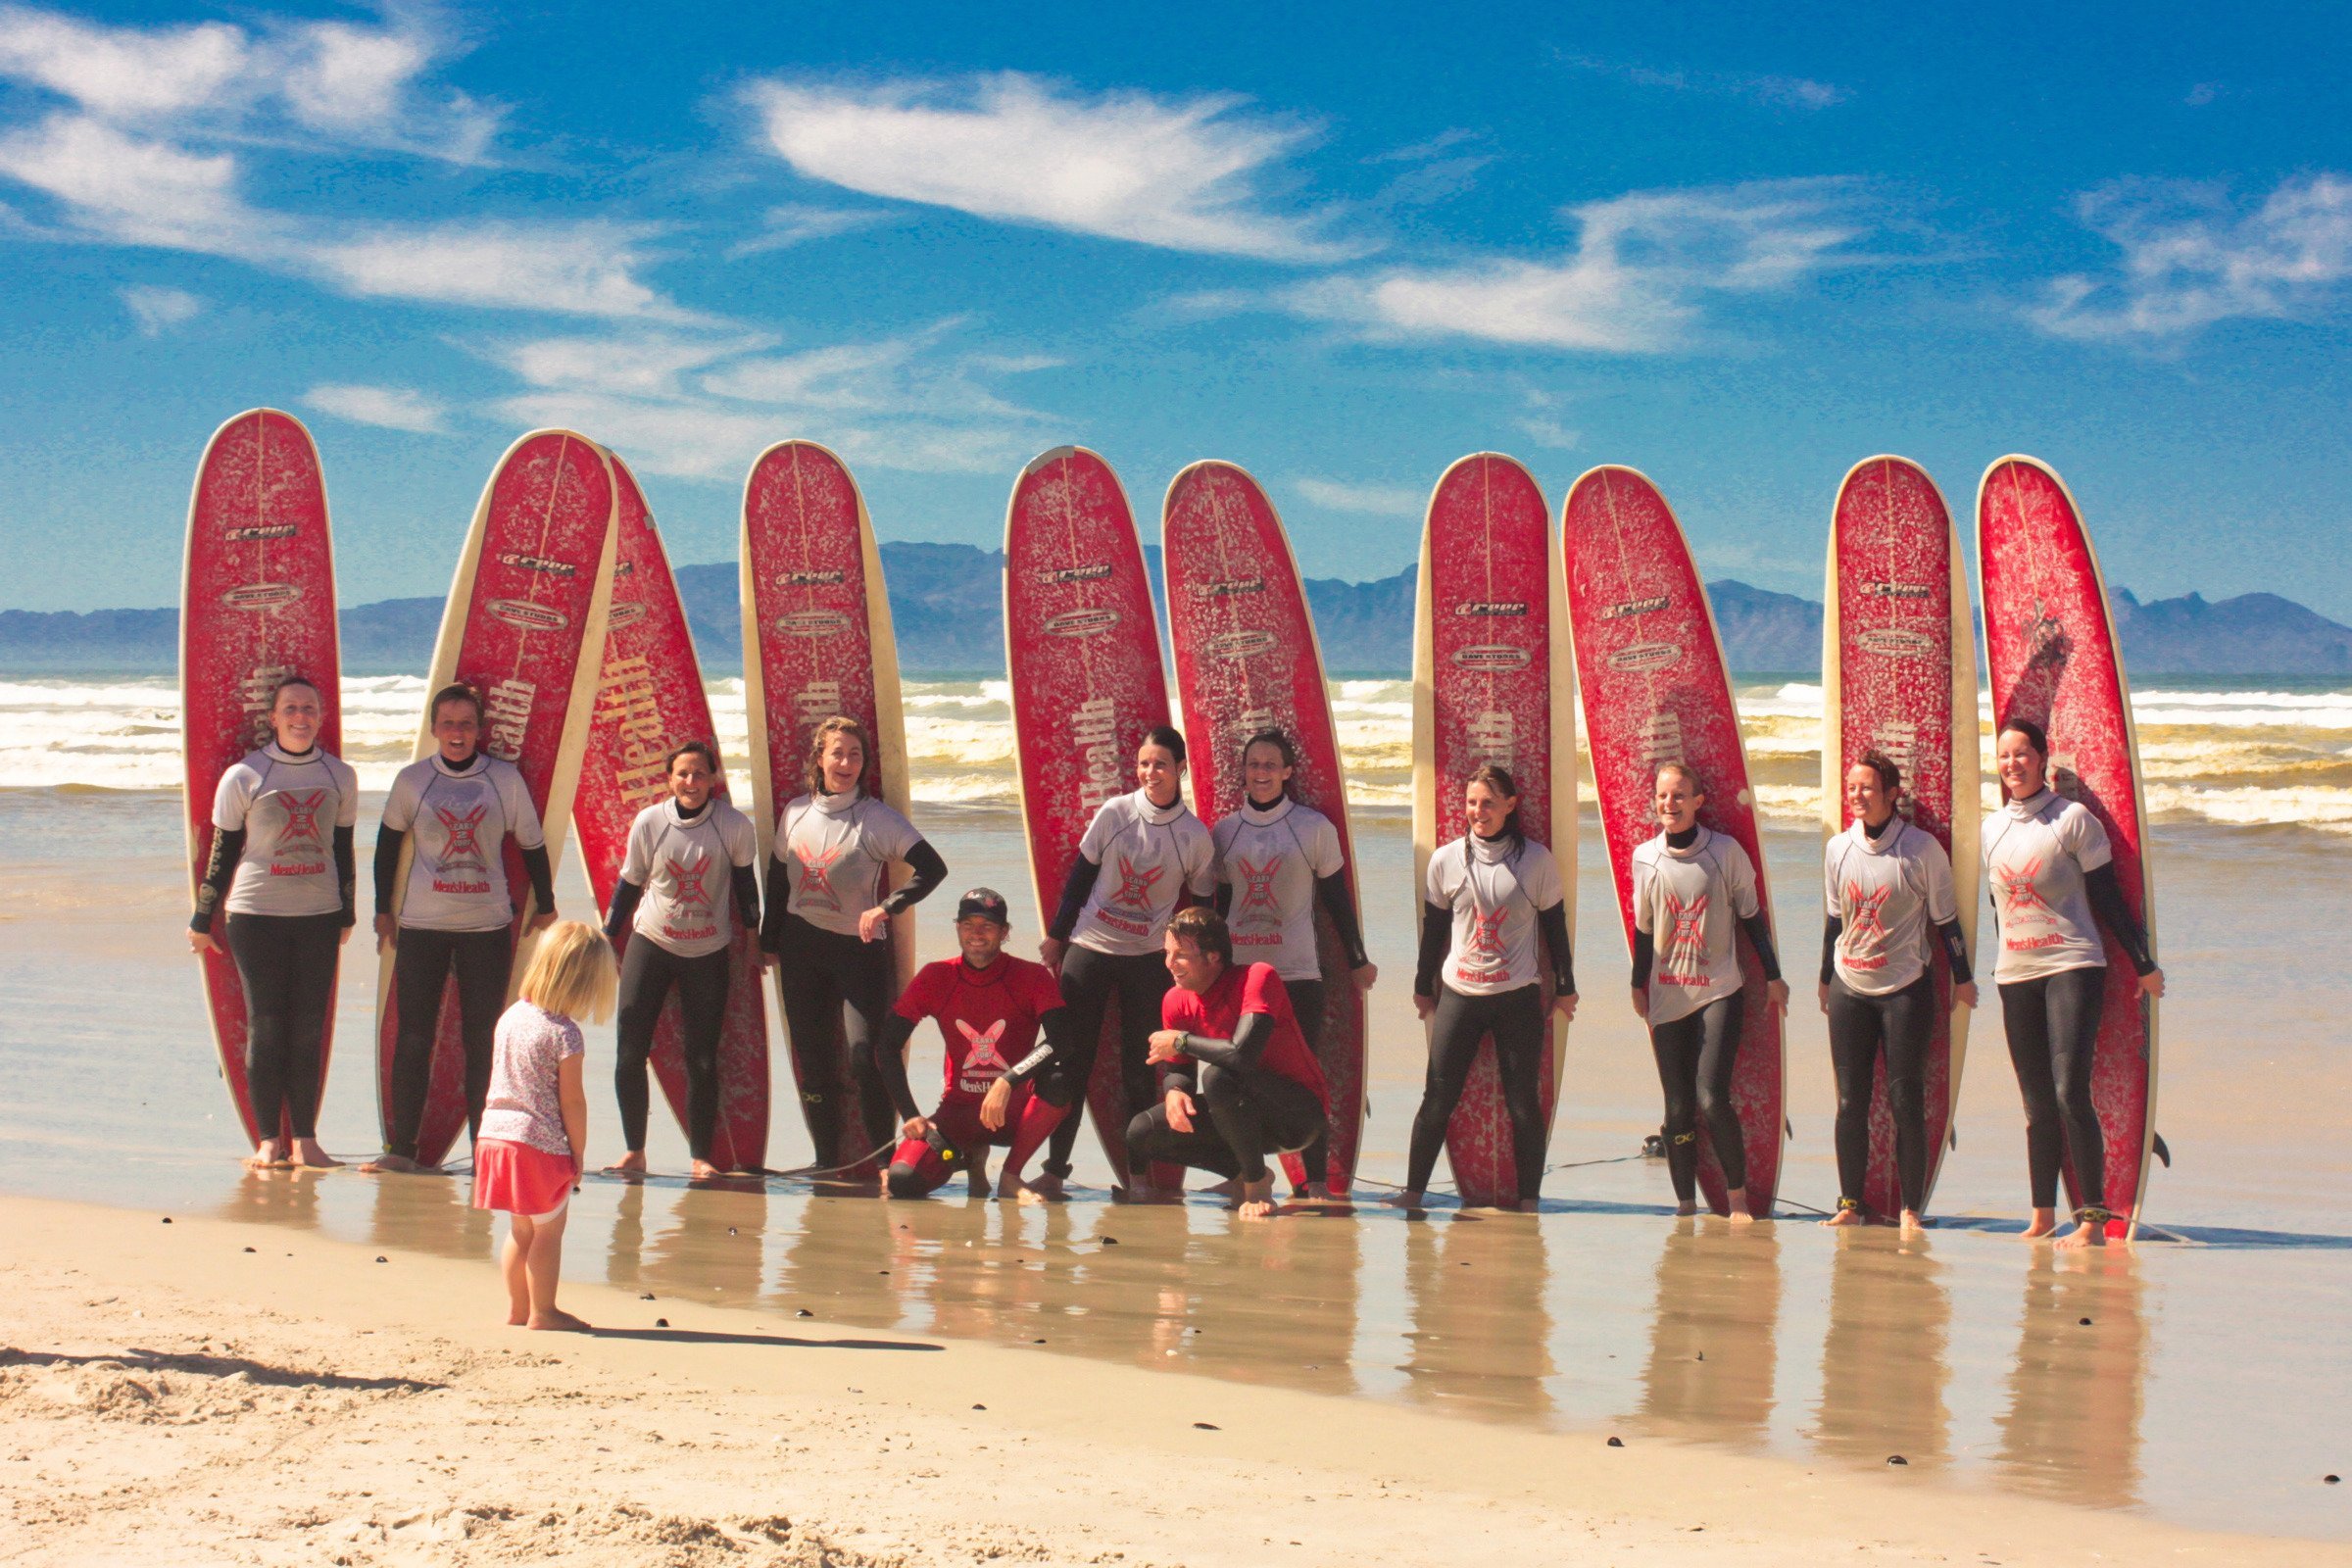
left=690, top=1159, right=722, bottom=1180
left=244, top=1139, right=283, bottom=1171
left=1898, top=1209, right=1925, bottom=1235
left=998, top=1174, right=1048, bottom=1205
left=292, top=1139, right=341, bottom=1169
left=1514, top=1198, right=1541, bottom=1214
left=507, top=1303, right=529, bottom=1326
left=1675, top=1200, right=1700, bottom=1218
left=1379, top=1190, right=1427, bottom=1210
left=358, top=1153, right=433, bottom=1175
left=2054, top=1216, right=2106, bottom=1250
left=1024, top=1171, right=1067, bottom=1202
left=604, top=1151, right=648, bottom=1177
left=1724, top=1189, right=1755, bottom=1225
left=2021, top=1207, right=2060, bottom=1241
left=527, top=1308, right=592, bottom=1332
left=1823, top=1203, right=1865, bottom=1228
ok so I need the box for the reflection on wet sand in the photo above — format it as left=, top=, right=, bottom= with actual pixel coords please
left=215, top=1168, right=326, bottom=1232
left=1815, top=1230, right=1951, bottom=1468
left=1995, top=1250, right=2147, bottom=1509
left=607, top=1180, right=772, bottom=1310
left=1400, top=1215, right=1554, bottom=1422
left=365, top=1168, right=495, bottom=1261
left=1638, top=1220, right=1781, bottom=1446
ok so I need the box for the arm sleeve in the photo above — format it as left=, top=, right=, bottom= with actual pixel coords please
left=333, top=825, right=356, bottom=927
left=731, top=862, right=761, bottom=935
left=2083, top=863, right=2156, bottom=974
left=1178, top=1009, right=1272, bottom=1073
left=604, top=879, right=645, bottom=943
left=874, top=1011, right=921, bottom=1122
left=520, top=843, right=556, bottom=916
left=1536, top=901, right=1575, bottom=995
left=1936, top=919, right=1974, bottom=986
left=1315, top=871, right=1370, bottom=968
left=616, top=813, right=656, bottom=887
left=1006, top=1004, right=1068, bottom=1085
left=1820, top=915, right=1843, bottom=987
left=881, top=838, right=947, bottom=915
left=372, top=826, right=406, bottom=916
left=1923, top=839, right=1959, bottom=925
left=1212, top=881, right=1233, bottom=918
left=1414, top=902, right=1452, bottom=997
left=1049, top=854, right=1101, bottom=942
left=1740, top=911, right=1783, bottom=983
left=191, top=827, right=246, bottom=932
left=760, top=856, right=791, bottom=953
left=1633, top=927, right=1655, bottom=991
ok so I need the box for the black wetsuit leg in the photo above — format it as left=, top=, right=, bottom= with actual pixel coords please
left=1282, top=977, right=1329, bottom=1189
left=1404, top=985, right=1547, bottom=1199
left=223, top=910, right=339, bottom=1142
left=1043, top=946, right=1171, bottom=1181
left=1486, top=985, right=1549, bottom=1202
left=775, top=914, right=897, bottom=1168
left=673, top=946, right=733, bottom=1162
left=1827, top=972, right=1936, bottom=1213
left=1999, top=966, right=2108, bottom=1210
left=1649, top=992, right=1747, bottom=1202
left=1041, top=944, right=1114, bottom=1180
left=612, top=936, right=673, bottom=1154
left=1127, top=1060, right=1323, bottom=1183
left=386, top=926, right=512, bottom=1159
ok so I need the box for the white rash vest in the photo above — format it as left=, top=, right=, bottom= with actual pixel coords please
left=1823, top=817, right=1959, bottom=996
left=1211, top=796, right=1346, bottom=983
left=1631, top=826, right=1761, bottom=1026
left=1425, top=832, right=1566, bottom=997
left=382, top=754, right=545, bottom=933
left=776, top=790, right=924, bottom=938
left=212, top=744, right=359, bottom=918
left=1068, top=788, right=1215, bottom=957
left=619, top=798, right=759, bottom=957
left=1982, top=789, right=2113, bottom=983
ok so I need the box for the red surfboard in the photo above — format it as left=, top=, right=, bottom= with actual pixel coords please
left=1004, top=447, right=1172, bottom=1180
left=1562, top=466, right=1784, bottom=1217
left=571, top=452, right=770, bottom=1173
left=1160, top=462, right=1369, bottom=1194
left=740, top=440, right=912, bottom=1179
left=1413, top=454, right=1577, bottom=1207
left=181, top=409, right=341, bottom=1150
left=1976, top=456, right=2158, bottom=1241
left=376, top=431, right=618, bottom=1168
left=1824, top=457, right=1980, bottom=1220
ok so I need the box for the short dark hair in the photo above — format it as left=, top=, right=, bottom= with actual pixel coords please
left=430, top=682, right=483, bottom=724
left=1852, top=749, right=1903, bottom=796
left=269, top=674, right=320, bottom=709
left=1142, top=724, right=1187, bottom=767
left=1464, top=762, right=1525, bottom=847
left=665, top=739, right=719, bottom=775
left=1998, top=716, right=2049, bottom=759
left=1167, top=906, right=1231, bottom=966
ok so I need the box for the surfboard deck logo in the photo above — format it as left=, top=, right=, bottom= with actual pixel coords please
left=1826, top=456, right=1978, bottom=1221
left=1162, top=461, right=1368, bottom=1196
left=182, top=409, right=342, bottom=1150
left=1004, top=446, right=1171, bottom=1183
left=1978, top=455, right=2156, bottom=1241
left=1414, top=453, right=1576, bottom=1209
left=1564, top=465, right=1785, bottom=1218
left=377, top=430, right=618, bottom=1169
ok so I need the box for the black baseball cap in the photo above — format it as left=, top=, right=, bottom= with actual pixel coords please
left=955, top=888, right=1011, bottom=925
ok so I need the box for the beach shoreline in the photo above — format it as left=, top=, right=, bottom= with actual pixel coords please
left=1, top=1192, right=2340, bottom=1566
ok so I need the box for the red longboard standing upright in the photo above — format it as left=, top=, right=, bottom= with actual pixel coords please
left=740, top=440, right=911, bottom=1179
left=376, top=431, right=618, bottom=1168
left=1413, top=453, right=1577, bottom=1208
left=1823, top=457, right=1980, bottom=1220
left=1004, top=447, right=1172, bottom=1180
left=1976, top=456, right=2159, bottom=1242
left=1562, top=466, right=1785, bottom=1217
left=1160, top=462, right=1369, bottom=1195
left=571, top=452, right=771, bottom=1173
left=181, top=409, right=341, bottom=1150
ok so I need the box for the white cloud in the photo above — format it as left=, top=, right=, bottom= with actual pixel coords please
left=1285, top=178, right=1871, bottom=352
left=0, top=112, right=261, bottom=250
left=1514, top=416, right=1580, bottom=450
left=745, top=72, right=1354, bottom=262
left=1559, top=54, right=1848, bottom=112
left=309, top=220, right=702, bottom=320
left=2030, top=172, right=2352, bottom=341
left=305, top=382, right=451, bottom=434
left=725, top=202, right=893, bottom=259
left=484, top=331, right=772, bottom=398
left=1294, top=477, right=1424, bottom=516
left=121, top=283, right=200, bottom=334
left=0, top=7, right=244, bottom=119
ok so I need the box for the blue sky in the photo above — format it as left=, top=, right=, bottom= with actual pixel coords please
left=2, top=2, right=2348, bottom=616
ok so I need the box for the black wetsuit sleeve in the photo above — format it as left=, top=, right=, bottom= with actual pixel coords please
left=333, top=826, right=356, bottom=928
left=1936, top=920, right=1973, bottom=986
left=1632, top=928, right=1655, bottom=991
left=731, top=862, right=761, bottom=936
left=1212, top=882, right=1233, bottom=918
left=1740, top=911, right=1782, bottom=983
left=520, top=842, right=556, bottom=916
left=1820, top=915, right=1843, bottom=987
left=1178, top=1010, right=1272, bottom=1075
left=2083, top=863, right=2156, bottom=975
left=604, top=879, right=645, bottom=943
left=881, top=838, right=947, bottom=916
left=875, top=1011, right=921, bottom=1122
left=1006, top=1007, right=1068, bottom=1085
left=373, top=826, right=405, bottom=916
left=1413, top=902, right=1452, bottom=998
left=1537, top=902, right=1575, bottom=995
left=1049, top=854, right=1101, bottom=942
left=1316, top=871, right=1370, bottom=968
left=760, top=856, right=791, bottom=953
left=191, top=827, right=245, bottom=932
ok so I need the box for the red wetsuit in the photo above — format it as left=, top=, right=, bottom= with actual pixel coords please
left=883, top=954, right=1070, bottom=1195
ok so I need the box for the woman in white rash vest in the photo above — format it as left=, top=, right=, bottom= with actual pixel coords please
left=1208, top=728, right=1376, bottom=1197
left=1982, top=716, right=2162, bottom=1249
left=759, top=714, right=949, bottom=1174
left=1033, top=724, right=1215, bottom=1200
left=188, top=674, right=358, bottom=1170
left=1818, top=749, right=1976, bottom=1231
left=601, top=740, right=762, bottom=1179
left=1630, top=761, right=1788, bottom=1222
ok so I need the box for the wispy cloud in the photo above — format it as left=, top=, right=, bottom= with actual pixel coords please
left=305, top=382, right=451, bottom=434
left=1559, top=53, right=1848, bottom=112
left=1294, top=477, right=1424, bottom=516
left=1285, top=177, right=1874, bottom=352
left=725, top=202, right=894, bottom=260
left=2029, top=172, right=2352, bottom=341
left=121, top=283, right=200, bottom=334
left=744, top=72, right=1356, bottom=262
left=310, top=220, right=705, bottom=321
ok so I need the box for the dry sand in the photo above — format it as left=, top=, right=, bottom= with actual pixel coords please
left=0, top=1195, right=2328, bottom=1567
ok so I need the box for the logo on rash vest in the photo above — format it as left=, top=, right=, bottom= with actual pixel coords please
left=1662, top=894, right=1710, bottom=987
left=1037, top=563, right=1112, bottom=585
left=222, top=583, right=303, bottom=612
left=1235, top=856, right=1284, bottom=921
left=659, top=851, right=717, bottom=941
left=954, top=1019, right=1010, bottom=1090
left=1841, top=883, right=1891, bottom=970
left=1451, top=645, right=1531, bottom=671
left=1046, top=608, right=1120, bottom=638
left=1453, top=601, right=1528, bottom=617
left=430, top=804, right=493, bottom=893
left=487, top=598, right=569, bottom=632
left=495, top=553, right=577, bottom=578
left=1600, top=595, right=1668, bottom=620
left=1995, top=858, right=2064, bottom=949
left=1092, top=855, right=1162, bottom=934
left=797, top=844, right=845, bottom=909
left=224, top=523, right=298, bottom=542
left=270, top=791, right=328, bottom=876
left=1454, top=906, right=1508, bottom=982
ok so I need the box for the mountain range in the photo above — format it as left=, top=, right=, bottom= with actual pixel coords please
left=4, top=540, right=2348, bottom=677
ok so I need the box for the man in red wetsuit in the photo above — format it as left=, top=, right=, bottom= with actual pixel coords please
left=876, top=889, right=1076, bottom=1202
left=1131, top=906, right=1333, bottom=1220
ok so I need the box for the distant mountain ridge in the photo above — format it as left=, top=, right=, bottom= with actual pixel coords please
left=5, top=541, right=2349, bottom=677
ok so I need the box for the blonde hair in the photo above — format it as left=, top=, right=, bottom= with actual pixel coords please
left=516, top=921, right=616, bottom=1023
left=1653, top=760, right=1706, bottom=797
left=804, top=714, right=869, bottom=796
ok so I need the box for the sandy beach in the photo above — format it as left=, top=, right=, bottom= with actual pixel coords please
left=7, top=1193, right=2336, bottom=1567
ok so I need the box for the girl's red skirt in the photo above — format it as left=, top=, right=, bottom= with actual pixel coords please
left=472, top=1138, right=574, bottom=1217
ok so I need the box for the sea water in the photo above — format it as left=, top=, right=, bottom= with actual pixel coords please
left=0, top=672, right=2346, bottom=1538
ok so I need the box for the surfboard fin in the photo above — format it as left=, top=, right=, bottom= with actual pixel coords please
left=1948, top=1126, right=1958, bottom=1152
left=2152, top=1132, right=2171, bottom=1168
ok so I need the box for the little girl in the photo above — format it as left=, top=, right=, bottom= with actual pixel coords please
left=472, top=920, right=614, bottom=1331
